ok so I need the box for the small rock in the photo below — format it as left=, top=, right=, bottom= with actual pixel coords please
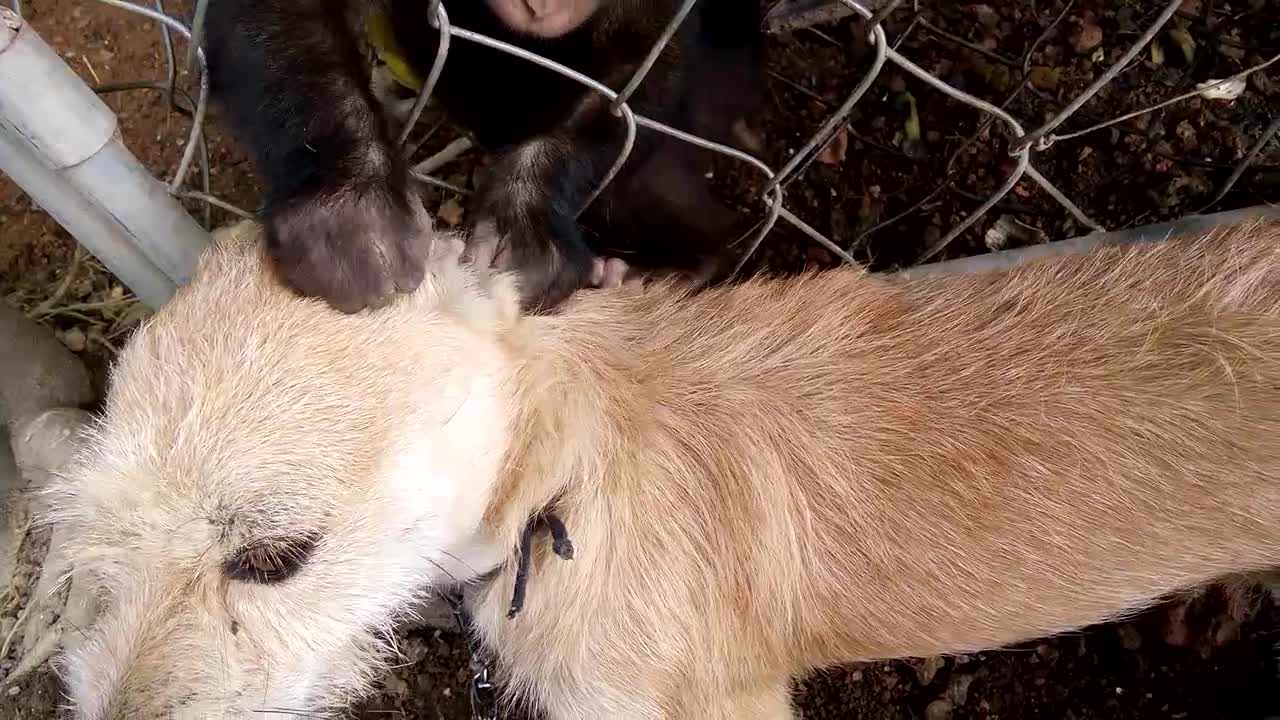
left=0, top=302, right=94, bottom=426
left=849, top=669, right=864, bottom=682
left=59, top=327, right=86, bottom=353
left=881, top=671, right=899, bottom=689
left=6, top=684, right=19, bottom=696
left=1118, top=623, right=1143, bottom=650
left=1035, top=644, right=1058, bottom=663
left=914, top=655, right=946, bottom=686
left=926, top=698, right=954, bottom=720
left=1073, top=22, right=1103, bottom=53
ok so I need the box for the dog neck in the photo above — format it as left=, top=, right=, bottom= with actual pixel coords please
left=476, top=293, right=644, bottom=556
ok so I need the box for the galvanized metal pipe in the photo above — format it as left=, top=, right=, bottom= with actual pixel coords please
left=0, top=7, right=208, bottom=308
left=892, top=205, right=1280, bottom=280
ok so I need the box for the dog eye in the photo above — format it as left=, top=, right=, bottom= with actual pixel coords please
left=223, top=534, right=318, bottom=584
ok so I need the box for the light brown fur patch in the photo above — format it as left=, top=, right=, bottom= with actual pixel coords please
left=48, top=218, right=1280, bottom=719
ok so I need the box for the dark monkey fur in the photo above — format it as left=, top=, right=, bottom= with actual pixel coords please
left=203, top=0, right=766, bottom=313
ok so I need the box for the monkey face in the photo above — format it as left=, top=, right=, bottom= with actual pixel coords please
left=486, top=0, right=601, bottom=37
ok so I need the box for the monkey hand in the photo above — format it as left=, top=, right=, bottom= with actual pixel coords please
left=265, top=182, right=433, bottom=314
left=462, top=213, right=596, bottom=313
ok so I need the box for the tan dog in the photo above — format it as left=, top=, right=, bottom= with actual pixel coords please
left=46, top=217, right=1279, bottom=719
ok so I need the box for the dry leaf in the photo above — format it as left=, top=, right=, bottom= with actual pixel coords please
left=437, top=198, right=465, bottom=226
left=1196, top=77, right=1246, bottom=101
left=900, top=92, right=926, bottom=159
left=818, top=127, right=849, bottom=166
left=1028, top=66, right=1061, bottom=91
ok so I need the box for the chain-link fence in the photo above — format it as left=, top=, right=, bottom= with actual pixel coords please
left=1, top=0, right=1277, bottom=306
left=0, top=2, right=1276, bottom=715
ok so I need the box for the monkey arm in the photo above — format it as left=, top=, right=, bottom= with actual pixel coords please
left=466, top=102, right=638, bottom=312
left=204, top=0, right=431, bottom=314
left=204, top=0, right=396, bottom=209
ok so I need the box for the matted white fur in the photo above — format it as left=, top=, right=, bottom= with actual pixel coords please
left=44, top=218, right=1279, bottom=719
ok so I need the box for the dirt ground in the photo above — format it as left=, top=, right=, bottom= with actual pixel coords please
left=0, top=0, right=1277, bottom=718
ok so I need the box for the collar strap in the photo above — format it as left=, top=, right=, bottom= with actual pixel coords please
left=508, top=510, right=575, bottom=619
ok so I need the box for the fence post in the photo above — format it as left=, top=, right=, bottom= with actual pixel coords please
left=0, top=7, right=209, bottom=309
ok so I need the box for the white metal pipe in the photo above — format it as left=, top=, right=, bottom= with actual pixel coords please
left=63, top=138, right=208, bottom=287
left=0, top=7, right=208, bottom=306
left=0, top=10, right=114, bottom=169
left=0, top=129, right=177, bottom=308
left=891, top=205, right=1280, bottom=280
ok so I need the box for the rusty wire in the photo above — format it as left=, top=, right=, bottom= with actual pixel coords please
left=59, top=0, right=1280, bottom=271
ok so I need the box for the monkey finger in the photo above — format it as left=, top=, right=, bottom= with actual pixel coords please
left=589, top=257, right=632, bottom=289
left=464, top=221, right=501, bottom=270
left=600, top=258, right=632, bottom=288
left=434, top=234, right=467, bottom=266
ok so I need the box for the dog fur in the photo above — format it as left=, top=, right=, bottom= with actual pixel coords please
left=47, top=217, right=1279, bottom=718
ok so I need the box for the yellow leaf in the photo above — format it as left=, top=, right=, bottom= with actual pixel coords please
left=1168, top=27, right=1196, bottom=64
left=903, top=92, right=921, bottom=142
left=367, top=12, right=424, bottom=91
